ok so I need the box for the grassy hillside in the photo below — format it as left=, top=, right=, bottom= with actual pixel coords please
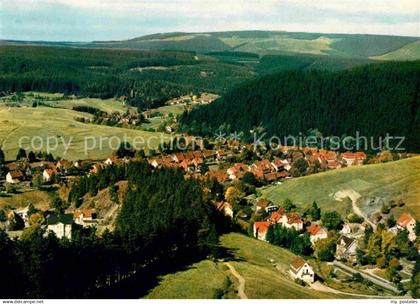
left=0, top=104, right=169, bottom=161
left=372, top=41, right=420, bottom=61
left=261, top=157, right=420, bottom=218
left=146, top=233, right=346, bottom=299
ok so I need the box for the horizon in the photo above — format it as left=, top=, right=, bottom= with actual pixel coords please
left=1, top=0, right=419, bottom=41
left=2, top=28, right=420, bottom=43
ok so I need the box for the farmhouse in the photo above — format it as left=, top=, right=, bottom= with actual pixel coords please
left=289, top=257, right=315, bottom=283
left=280, top=213, right=303, bottom=231
left=336, top=235, right=357, bottom=260
left=341, top=152, right=367, bottom=166
left=253, top=221, right=271, bottom=241
left=6, top=171, right=24, bottom=184
left=43, top=168, right=56, bottom=182
left=397, top=213, right=417, bottom=241
left=267, top=208, right=286, bottom=224
left=74, top=209, right=97, bottom=226
left=256, top=198, right=277, bottom=213
left=227, top=163, right=249, bottom=180
left=206, top=170, right=229, bottom=183
left=306, top=224, right=328, bottom=244
left=46, top=214, right=73, bottom=239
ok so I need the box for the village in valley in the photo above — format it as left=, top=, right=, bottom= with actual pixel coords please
left=0, top=129, right=418, bottom=298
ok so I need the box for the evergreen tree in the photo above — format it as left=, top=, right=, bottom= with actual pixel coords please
left=16, top=147, right=27, bottom=161
left=0, top=147, right=5, bottom=164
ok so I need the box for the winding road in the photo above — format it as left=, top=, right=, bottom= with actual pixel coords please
left=224, top=262, right=248, bottom=299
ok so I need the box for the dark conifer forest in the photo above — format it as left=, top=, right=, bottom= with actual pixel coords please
left=0, top=161, right=223, bottom=298
left=180, top=61, right=420, bottom=152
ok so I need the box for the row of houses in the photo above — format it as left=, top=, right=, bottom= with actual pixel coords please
left=251, top=199, right=417, bottom=265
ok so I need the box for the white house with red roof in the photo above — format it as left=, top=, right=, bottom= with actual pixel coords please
left=306, top=224, right=328, bottom=244
left=267, top=208, right=286, bottom=224
left=397, top=213, right=417, bottom=241
left=280, top=213, right=303, bottom=231
left=341, top=152, right=367, bottom=166
left=253, top=221, right=271, bottom=241
left=6, top=171, right=25, bottom=184
left=289, top=257, right=315, bottom=283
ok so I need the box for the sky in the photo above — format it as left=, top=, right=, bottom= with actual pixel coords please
left=1, top=0, right=419, bottom=41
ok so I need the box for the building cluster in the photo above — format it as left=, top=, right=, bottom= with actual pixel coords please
left=168, top=93, right=219, bottom=106
left=247, top=200, right=418, bottom=284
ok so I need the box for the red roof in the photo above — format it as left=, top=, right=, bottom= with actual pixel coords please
left=207, top=170, right=228, bottom=183
left=8, top=170, right=24, bottom=179
left=254, top=221, right=270, bottom=234
left=397, top=213, right=414, bottom=227
left=287, top=213, right=302, bottom=225
left=290, top=256, right=306, bottom=271
left=268, top=208, right=285, bottom=223
left=257, top=198, right=271, bottom=208
left=342, top=152, right=367, bottom=159
left=307, top=224, right=324, bottom=236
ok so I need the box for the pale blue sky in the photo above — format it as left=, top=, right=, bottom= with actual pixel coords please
left=1, top=0, right=419, bottom=41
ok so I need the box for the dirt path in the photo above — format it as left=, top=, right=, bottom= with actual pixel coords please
left=334, top=189, right=376, bottom=229
left=224, top=262, right=248, bottom=299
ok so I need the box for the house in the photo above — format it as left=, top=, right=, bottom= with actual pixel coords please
left=397, top=213, right=417, bottom=241
left=74, top=209, right=97, bottom=226
left=341, top=152, right=367, bottom=166
left=267, top=208, right=286, bottom=224
left=271, top=158, right=285, bottom=172
left=253, top=221, right=271, bottom=241
left=289, top=257, right=315, bottom=283
left=336, top=235, right=357, bottom=260
left=90, top=163, right=103, bottom=175
left=256, top=198, right=277, bottom=213
left=46, top=214, right=73, bottom=239
left=280, top=213, right=303, bottom=230
left=15, top=206, right=30, bottom=227
left=307, top=224, right=328, bottom=244
left=6, top=171, right=24, bottom=184
left=104, top=156, right=119, bottom=166
left=340, top=223, right=352, bottom=235
left=216, top=150, right=228, bottom=160
left=206, top=170, right=229, bottom=183
left=227, top=163, right=250, bottom=180
left=216, top=202, right=234, bottom=218
left=56, top=159, right=73, bottom=172
left=42, top=168, right=56, bottom=182
left=172, top=152, right=186, bottom=163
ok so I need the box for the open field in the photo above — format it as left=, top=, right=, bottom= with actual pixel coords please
left=146, top=260, right=230, bottom=299
left=0, top=189, right=52, bottom=210
left=146, top=233, right=351, bottom=299
left=371, top=41, right=420, bottom=61
left=0, top=104, right=170, bottom=161
left=261, top=157, right=420, bottom=218
left=143, top=104, right=186, bottom=131
left=0, top=92, right=130, bottom=113
left=56, top=97, right=128, bottom=113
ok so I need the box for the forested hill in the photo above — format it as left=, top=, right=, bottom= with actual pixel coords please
left=180, top=61, right=420, bottom=152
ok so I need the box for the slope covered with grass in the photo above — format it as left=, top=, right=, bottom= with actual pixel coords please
left=261, top=157, right=420, bottom=217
